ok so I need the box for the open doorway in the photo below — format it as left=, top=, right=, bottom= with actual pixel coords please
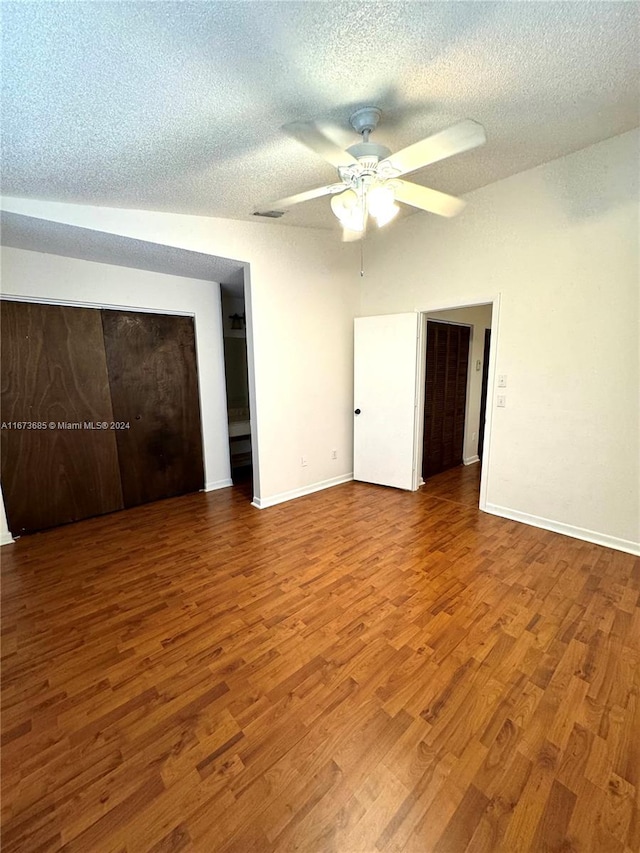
left=220, top=273, right=252, bottom=490
left=418, top=303, right=493, bottom=508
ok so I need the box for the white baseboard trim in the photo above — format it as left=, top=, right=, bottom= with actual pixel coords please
left=484, top=503, right=640, bottom=556
left=1, top=532, right=15, bottom=546
left=252, top=473, right=353, bottom=510
left=463, top=455, right=480, bottom=466
left=204, top=478, right=233, bottom=492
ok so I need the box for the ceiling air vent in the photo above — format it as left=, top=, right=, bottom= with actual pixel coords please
left=253, top=210, right=285, bottom=219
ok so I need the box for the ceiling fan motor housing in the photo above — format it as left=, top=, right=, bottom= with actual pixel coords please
left=346, top=142, right=391, bottom=169
left=340, top=143, right=399, bottom=189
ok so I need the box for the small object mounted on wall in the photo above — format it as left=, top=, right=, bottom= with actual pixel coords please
left=229, top=313, right=246, bottom=330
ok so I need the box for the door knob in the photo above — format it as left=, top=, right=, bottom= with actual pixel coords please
left=354, top=408, right=361, bottom=415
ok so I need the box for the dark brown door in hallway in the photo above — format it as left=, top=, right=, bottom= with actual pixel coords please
left=422, top=320, right=470, bottom=479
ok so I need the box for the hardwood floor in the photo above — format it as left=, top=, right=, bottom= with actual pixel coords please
left=1, top=473, right=639, bottom=852
left=421, top=463, right=481, bottom=508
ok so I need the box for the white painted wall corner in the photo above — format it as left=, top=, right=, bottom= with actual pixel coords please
left=484, top=502, right=640, bottom=557
left=204, top=478, right=234, bottom=492
left=252, top=473, right=353, bottom=509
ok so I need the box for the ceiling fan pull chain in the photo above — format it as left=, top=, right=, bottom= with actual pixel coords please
left=360, top=233, right=365, bottom=277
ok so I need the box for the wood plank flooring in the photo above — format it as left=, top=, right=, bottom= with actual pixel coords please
left=421, top=464, right=482, bottom=509
left=1, top=468, right=639, bottom=852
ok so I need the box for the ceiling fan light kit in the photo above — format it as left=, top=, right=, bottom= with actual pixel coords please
left=330, top=182, right=399, bottom=233
left=330, top=189, right=364, bottom=232
left=367, top=184, right=399, bottom=226
left=256, top=107, right=487, bottom=240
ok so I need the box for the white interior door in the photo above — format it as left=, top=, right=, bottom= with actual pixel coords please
left=353, top=313, right=420, bottom=490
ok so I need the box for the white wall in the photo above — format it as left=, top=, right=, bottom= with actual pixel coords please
left=362, top=130, right=639, bottom=553
left=426, top=305, right=493, bottom=464
left=1, top=247, right=232, bottom=496
left=0, top=204, right=361, bottom=518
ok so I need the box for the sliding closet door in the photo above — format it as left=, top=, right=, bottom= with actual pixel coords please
left=422, top=321, right=471, bottom=479
left=0, top=301, right=124, bottom=534
left=101, top=310, right=204, bottom=507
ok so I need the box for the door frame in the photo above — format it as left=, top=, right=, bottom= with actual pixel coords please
left=412, top=294, right=500, bottom=512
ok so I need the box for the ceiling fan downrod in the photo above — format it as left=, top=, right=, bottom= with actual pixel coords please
left=345, top=107, right=392, bottom=172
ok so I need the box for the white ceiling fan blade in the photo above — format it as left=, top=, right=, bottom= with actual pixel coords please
left=284, top=120, right=359, bottom=168
left=382, top=120, right=486, bottom=177
left=393, top=180, right=466, bottom=218
left=255, top=183, right=342, bottom=213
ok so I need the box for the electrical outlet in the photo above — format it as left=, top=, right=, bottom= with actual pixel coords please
left=301, top=455, right=308, bottom=467
left=331, top=449, right=337, bottom=460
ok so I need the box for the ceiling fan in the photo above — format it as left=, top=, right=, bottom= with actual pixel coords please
left=255, top=107, right=487, bottom=241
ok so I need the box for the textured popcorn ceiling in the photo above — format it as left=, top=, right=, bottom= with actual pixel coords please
left=2, top=1, right=639, bottom=231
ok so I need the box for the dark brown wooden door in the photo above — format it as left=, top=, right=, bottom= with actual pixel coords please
left=101, top=310, right=204, bottom=507
left=1, top=301, right=124, bottom=534
left=422, top=321, right=470, bottom=479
